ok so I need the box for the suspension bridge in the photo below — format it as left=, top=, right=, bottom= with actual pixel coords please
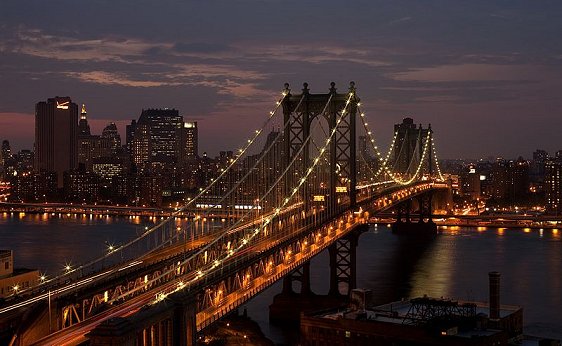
left=0, top=82, right=450, bottom=346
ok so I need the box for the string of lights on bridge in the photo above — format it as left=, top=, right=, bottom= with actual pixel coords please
left=8, top=83, right=447, bottom=310
left=22, top=90, right=293, bottom=289
left=143, top=92, right=356, bottom=305
left=357, top=105, right=445, bottom=185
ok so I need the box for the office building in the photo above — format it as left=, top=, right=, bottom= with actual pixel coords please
left=126, top=119, right=137, bottom=154
left=101, top=122, right=121, bottom=154
left=1, top=140, right=11, bottom=164
left=460, top=164, right=481, bottom=200
left=179, top=121, right=198, bottom=164
left=35, top=97, right=79, bottom=187
left=509, top=157, right=530, bottom=204
left=63, top=168, right=99, bottom=203
left=78, top=104, right=91, bottom=136
left=131, top=108, right=184, bottom=168
left=77, top=105, right=119, bottom=170
left=545, top=159, right=562, bottom=214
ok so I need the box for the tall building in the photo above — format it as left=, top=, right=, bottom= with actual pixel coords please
left=358, top=135, right=378, bottom=182
left=15, top=150, right=34, bottom=174
left=358, top=135, right=369, bottom=161
left=35, top=97, right=79, bottom=187
left=78, top=104, right=95, bottom=169
left=179, top=121, right=198, bottom=164
left=1, top=140, right=12, bottom=179
left=1, top=140, right=11, bottom=164
left=132, top=109, right=184, bottom=168
left=556, top=150, right=562, bottom=163
left=460, top=164, right=481, bottom=200
left=126, top=119, right=137, bottom=154
left=78, top=105, right=117, bottom=170
left=132, top=122, right=150, bottom=167
left=78, top=104, right=91, bottom=136
left=545, top=159, right=561, bottom=214
left=509, top=157, right=530, bottom=204
left=101, top=122, right=121, bottom=154
left=489, top=158, right=510, bottom=202
left=78, top=105, right=101, bottom=170
left=530, top=149, right=548, bottom=183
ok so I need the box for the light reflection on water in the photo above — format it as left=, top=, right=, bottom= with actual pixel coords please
left=246, top=225, right=562, bottom=343
left=1, top=215, right=561, bottom=341
left=408, top=233, right=454, bottom=298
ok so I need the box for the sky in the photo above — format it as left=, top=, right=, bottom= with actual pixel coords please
left=1, top=0, right=562, bottom=160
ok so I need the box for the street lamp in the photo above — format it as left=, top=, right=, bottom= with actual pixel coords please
left=64, top=263, right=72, bottom=274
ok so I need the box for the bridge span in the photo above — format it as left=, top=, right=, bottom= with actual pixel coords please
left=0, top=82, right=450, bottom=346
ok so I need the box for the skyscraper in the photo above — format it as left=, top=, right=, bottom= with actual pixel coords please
left=78, top=103, right=96, bottom=170
left=126, top=119, right=137, bottom=154
left=132, top=109, right=184, bottom=168
left=1, top=140, right=11, bottom=163
left=179, top=121, right=198, bottom=164
left=101, top=122, right=121, bottom=154
left=78, top=104, right=91, bottom=136
left=1, top=140, right=11, bottom=179
left=545, top=159, right=561, bottom=215
left=35, top=97, right=78, bottom=187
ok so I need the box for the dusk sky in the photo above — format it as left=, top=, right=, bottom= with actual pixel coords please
left=1, top=1, right=562, bottom=159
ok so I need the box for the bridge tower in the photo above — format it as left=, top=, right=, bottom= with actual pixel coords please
left=281, top=82, right=359, bottom=209
left=392, top=118, right=435, bottom=178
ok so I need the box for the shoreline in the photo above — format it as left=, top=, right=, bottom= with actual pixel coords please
left=3, top=204, right=562, bottom=231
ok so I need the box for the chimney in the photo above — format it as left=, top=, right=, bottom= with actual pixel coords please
left=489, top=271, right=500, bottom=320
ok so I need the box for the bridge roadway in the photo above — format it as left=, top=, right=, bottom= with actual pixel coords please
left=1, top=205, right=291, bottom=316
left=2, top=182, right=446, bottom=345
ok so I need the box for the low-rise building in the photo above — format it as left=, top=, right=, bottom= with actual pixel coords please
left=301, top=281, right=524, bottom=346
left=0, top=250, right=39, bottom=298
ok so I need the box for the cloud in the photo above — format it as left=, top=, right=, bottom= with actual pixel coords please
left=241, top=43, right=391, bottom=67
left=391, top=64, right=549, bottom=83
left=64, top=71, right=179, bottom=88
left=0, top=27, right=274, bottom=99
left=3, top=28, right=162, bottom=63
left=172, top=42, right=231, bottom=54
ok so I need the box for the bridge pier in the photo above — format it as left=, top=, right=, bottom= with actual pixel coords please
left=9, top=298, right=60, bottom=346
left=270, top=224, right=367, bottom=325
left=392, top=193, right=437, bottom=236
left=281, top=261, right=312, bottom=296
left=328, top=231, right=359, bottom=297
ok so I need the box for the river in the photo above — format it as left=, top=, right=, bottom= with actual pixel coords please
left=1, top=213, right=561, bottom=343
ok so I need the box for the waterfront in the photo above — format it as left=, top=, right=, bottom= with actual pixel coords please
left=1, top=214, right=561, bottom=343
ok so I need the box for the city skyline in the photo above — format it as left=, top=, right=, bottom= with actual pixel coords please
left=2, top=1, right=562, bottom=159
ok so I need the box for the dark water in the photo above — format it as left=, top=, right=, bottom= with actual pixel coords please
left=0, top=212, right=144, bottom=274
left=1, top=214, right=561, bottom=342
left=245, top=224, right=562, bottom=343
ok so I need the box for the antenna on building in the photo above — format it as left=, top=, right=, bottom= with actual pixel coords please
left=81, top=104, right=87, bottom=120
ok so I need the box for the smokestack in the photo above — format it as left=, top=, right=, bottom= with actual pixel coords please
left=489, top=271, right=500, bottom=320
